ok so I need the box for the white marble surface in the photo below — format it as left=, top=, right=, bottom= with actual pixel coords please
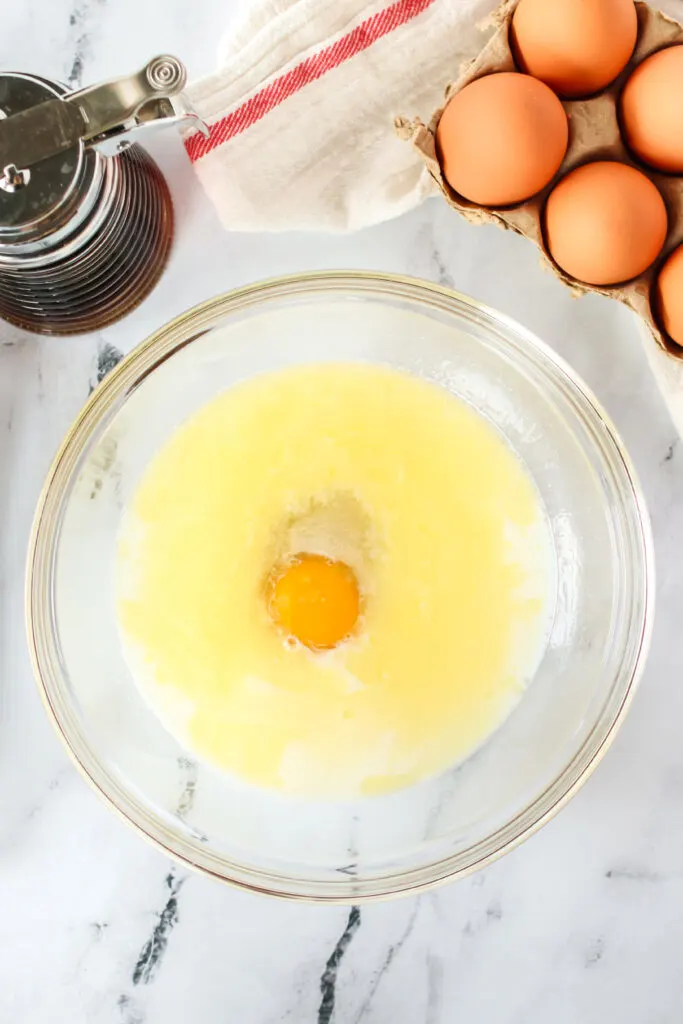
left=3, top=3, right=683, bottom=1023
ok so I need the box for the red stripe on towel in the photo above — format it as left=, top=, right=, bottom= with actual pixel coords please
left=185, top=0, right=436, bottom=162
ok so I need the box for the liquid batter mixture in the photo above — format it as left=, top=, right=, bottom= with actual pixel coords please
left=117, top=363, right=553, bottom=798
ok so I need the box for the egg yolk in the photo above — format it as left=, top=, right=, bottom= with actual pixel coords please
left=267, top=554, right=360, bottom=650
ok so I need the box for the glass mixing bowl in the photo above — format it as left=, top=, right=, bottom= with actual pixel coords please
left=26, top=272, right=654, bottom=901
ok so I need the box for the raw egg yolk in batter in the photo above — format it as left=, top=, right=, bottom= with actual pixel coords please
left=267, top=553, right=360, bottom=650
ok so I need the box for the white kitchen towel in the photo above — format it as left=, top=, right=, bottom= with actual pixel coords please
left=184, top=0, right=494, bottom=233
left=184, top=0, right=683, bottom=436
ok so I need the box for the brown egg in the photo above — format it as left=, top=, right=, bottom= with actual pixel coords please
left=511, top=0, right=637, bottom=99
left=544, top=162, right=667, bottom=286
left=620, top=46, right=683, bottom=173
left=436, top=73, right=568, bottom=207
left=655, top=245, right=683, bottom=347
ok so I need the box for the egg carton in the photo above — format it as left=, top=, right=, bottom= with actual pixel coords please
left=398, top=0, right=683, bottom=357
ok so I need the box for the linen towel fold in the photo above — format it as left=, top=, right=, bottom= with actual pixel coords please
left=184, top=0, right=492, bottom=232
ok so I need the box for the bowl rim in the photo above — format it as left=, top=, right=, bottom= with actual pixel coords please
left=25, top=270, right=656, bottom=902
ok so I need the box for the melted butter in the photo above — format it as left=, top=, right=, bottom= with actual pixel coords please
left=117, top=363, right=552, bottom=798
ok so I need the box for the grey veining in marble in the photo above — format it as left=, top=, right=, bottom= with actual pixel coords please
left=3, top=1, right=683, bottom=1023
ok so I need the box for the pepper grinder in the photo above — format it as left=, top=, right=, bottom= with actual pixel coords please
left=0, top=55, right=204, bottom=335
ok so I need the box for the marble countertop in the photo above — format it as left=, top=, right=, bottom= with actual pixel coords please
left=3, top=3, right=683, bottom=1022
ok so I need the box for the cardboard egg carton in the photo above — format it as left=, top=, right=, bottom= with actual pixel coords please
left=399, top=0, right=683, bottom=356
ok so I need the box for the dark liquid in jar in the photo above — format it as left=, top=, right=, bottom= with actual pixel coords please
left=0, top=145, right=174, bottom=336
